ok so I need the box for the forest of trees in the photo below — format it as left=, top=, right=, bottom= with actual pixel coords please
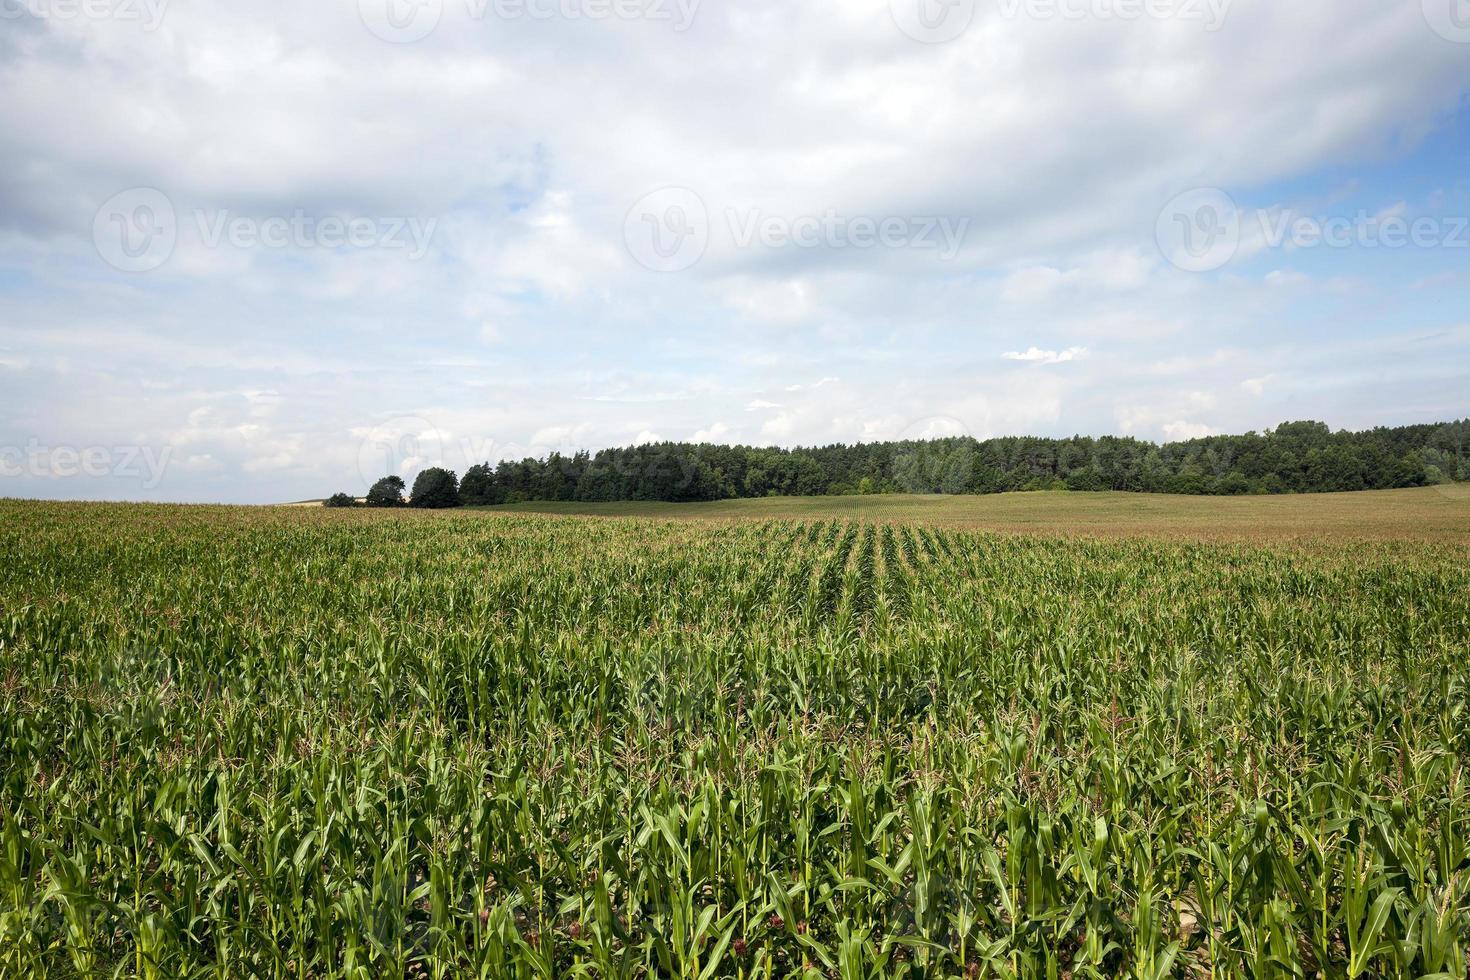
left=369, top=418, right=1467, bottom=507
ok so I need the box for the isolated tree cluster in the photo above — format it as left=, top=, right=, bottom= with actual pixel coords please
left=327, top=470, right=461, bottom=510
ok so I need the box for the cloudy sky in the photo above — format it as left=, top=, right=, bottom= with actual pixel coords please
left=2, top=0, right=1468, bottom=502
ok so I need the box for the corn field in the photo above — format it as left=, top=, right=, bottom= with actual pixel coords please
left=1, top=500, right=1467, bottom=979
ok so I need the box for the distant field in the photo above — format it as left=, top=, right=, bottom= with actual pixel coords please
left=486, top=484, right=1470, bottom=544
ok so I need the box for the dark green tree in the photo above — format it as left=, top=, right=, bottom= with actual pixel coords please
left=410, top=467, right=460, bottom=509
left=365, top=475, right=406, bottom=508
left=459, top=463, right=500, bottom=506
left=323, top=492, right=357, bottom=508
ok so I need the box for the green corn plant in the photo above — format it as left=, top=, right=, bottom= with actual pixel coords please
left=0, top=500, right=1467, bottom=977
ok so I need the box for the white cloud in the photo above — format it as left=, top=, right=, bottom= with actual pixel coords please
left=1411, top=272, right=1459, bottom=290
left=1241, top=375, right=1274, bottom=397
left=759, top=414, right=797, bottom=441
left=1002, top=347, right=1089, bottom=365
left=692, top=422, right=731, bottom=442
left=722, top=277, right=818, bottom=323
left=784, top=377, right=840, bottom=392
left=587, top=387, right=695, bottom=403
left=1001, top=250, right=1155, bottom=302
left=1265, top=269, right=1310, bottom=289
left=1162, top=421, right=1219, bottom=441
left=529, top=425, right=575, bottom=448
left=1000, top=267, right=1066, bottom=303
left=1187, top=391, right=1217, bottom=410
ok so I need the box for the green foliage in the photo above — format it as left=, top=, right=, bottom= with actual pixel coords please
left=323, top=492, right=358, bottom=508
left=410, top=467, right=460, bottom=510
left=1, top=501, right=1468, bottom=978
left=365, top=474, right=406, bottom=508
left=459, top=462, right=497, bottom=505
left=450, top=419, right=1469, bottom=506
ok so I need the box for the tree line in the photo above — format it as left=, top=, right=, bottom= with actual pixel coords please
left=327, top=418, right=1468, bottom=508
